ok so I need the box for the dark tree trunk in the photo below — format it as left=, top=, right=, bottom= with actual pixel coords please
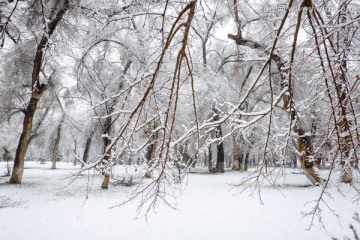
left=239, top=153, right=244, bottom=172
left=208, top=145, right=213, bottom=172
left=81, top=130, right=94, bottom=168
left=216, top=142, right=225, bottom=173
left=216, top=126, right=225, bottom=173
left=244, top=152, right=249, bottom=171
left=9, top=85, right=46, bottom=184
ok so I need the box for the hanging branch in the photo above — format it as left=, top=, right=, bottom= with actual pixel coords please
left=74, top=1, right=198, bottom=213
left=0, top=0, right=19, bottom=47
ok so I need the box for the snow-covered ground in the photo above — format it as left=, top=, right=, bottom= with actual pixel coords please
left=0, top=162, right=359, bottom=240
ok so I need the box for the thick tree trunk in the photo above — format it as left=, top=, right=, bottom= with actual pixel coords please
left=9, top=86, right=46, bottom=184
left=51, top=115, right=64, bottom=169
left=9, top=37, right=48, bottom=184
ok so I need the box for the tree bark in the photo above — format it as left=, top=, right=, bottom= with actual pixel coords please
left=9, top=85, right=46, bottom=184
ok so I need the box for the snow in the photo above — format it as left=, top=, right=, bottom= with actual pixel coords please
left=0, top=162, right=358, bottom=240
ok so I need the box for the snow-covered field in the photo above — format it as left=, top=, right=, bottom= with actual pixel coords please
left=0, top=162, right=359, bottom=240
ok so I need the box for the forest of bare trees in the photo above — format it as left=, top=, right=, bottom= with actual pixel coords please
left=0, top=0, right=359, bottom=214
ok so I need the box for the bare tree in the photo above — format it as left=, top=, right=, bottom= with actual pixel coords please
left=227, top=0, right=324, bottom=184
left=10, top=0, right=70, bottom=184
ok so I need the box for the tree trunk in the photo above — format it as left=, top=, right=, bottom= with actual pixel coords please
left=100, top=60, right=130, bottom=188
left=232, top=136, right=240, bottom=171
left=292, top=154, right=297, bottom=168
left=101, top=117, right=112, bottom=189
left=239, top=154, right=244, bottom=172
left=244, top=152, right=249, bottom=171
left=203, top=151, right=208, bottom=167
left=144, top=123, right=158, bottom=178
left=202, top=41, right=207, bottom=66
left=81, top=130, right=94, bottom=168
left=297, top=131, right=323, bottom=185
left=208, top=145, right=213, bottom=172
left=9, top=86, right=46, bottom=184
left=51, top=115, right=65, bottom=169
left=144, top=144, right=155, bottom=178
left=29, top=102, right=53, bottom=144
left=216, top=126, right=225, bottom=173
left=72, top=137, right=78, bottom=166
left=101, top=174, right=110, bottom=189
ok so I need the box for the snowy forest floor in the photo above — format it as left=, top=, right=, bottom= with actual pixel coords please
left=0, top=162, right=359, bottom=240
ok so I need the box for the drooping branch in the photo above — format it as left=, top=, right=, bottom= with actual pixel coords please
left=79, top=1, right=198, bottom=176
